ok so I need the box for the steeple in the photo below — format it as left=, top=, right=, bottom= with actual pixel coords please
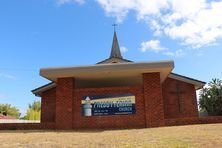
left=110, top=31, right=123, bottom=59
left=97, top=28, right=132, bottom=64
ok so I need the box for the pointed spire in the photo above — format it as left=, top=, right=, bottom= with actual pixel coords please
left=110, top=31, right=123, bottom=59
left=96, top=28, right=133, bottom=64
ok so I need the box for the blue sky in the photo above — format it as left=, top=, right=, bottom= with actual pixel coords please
left=0, top=0, right=222, bottom=115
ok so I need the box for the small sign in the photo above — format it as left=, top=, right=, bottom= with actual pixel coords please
left=81, top=93, right=136, bottom=116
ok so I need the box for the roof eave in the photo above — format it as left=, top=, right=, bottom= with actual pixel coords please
left=32, top=82, right=56, bottom=97
left=169, top=73, right=206, bottom=90
left=40, top=61, right=174, bottom=82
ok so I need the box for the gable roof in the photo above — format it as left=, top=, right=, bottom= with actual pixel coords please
left=32, top=82, right=56, bottom=97
left=169, top=73, right=206, bottom=90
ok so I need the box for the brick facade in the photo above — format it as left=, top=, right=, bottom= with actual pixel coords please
left=73, top=86, right=145, bottom=129
left=55, top=78, right=75, bottom=129
left=1, top=74, right=218, bottom=130
left=41, top=87, right=56, bottom=123
left=162, top=78, right=198, bottom=119
left=143, top=73, right=165, bottom=127
left=0, top=123, right=55, bottom=130
left=165, top=116, right=222, bottom=126
left=37, top=74, right=205, bottom=129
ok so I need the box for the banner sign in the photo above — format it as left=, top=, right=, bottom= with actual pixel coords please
left=81, top=93, right=135, bottom=116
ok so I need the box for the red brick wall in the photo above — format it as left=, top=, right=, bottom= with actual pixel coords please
left=143, top=73, right=165, bottom=127
left=0, top=123, right=55, bottom=130
left=162, top=78, right=198, bottom=119
left=1, top=75, right=221, bottom=130
left=38, top=75, right=204, bottom=130
left=58, top=73, right=166, bottom=129
left=40, top=75, right=200, bottom=129
left=73, top=86, right=145, bottom=129
left=41, top=87, right=56, bottom=123
left=56, top=78, right=75, bottom=129
left=165, top=116, right=222, bottom=126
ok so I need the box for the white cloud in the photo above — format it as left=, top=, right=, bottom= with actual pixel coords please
left=56, top=0, right=222, bottom=50
left=164, top=49, right=185, bottom=57
left=96, top=0, right=222, bottom=49
left=140, top=40, right=185, bottom=57
left=96, top=0, right=168, bottom=23
left=140, top=40, right=167, bottom=52
left=96, top=0, right=136, bottom=23
left=120, top=46, right=128, bottom=53
left=57, top=0, right=85, bottom=5
left=149, top=20, right=163, bottom=36
left=0, top=73, right=17, bottom=80
left=163, top=1, right=222, bottom=48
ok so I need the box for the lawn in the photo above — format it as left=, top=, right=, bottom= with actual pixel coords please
left=0, top=124, right=222, bottom=148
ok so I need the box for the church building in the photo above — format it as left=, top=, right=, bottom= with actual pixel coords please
left=32, top=31, right=206, bottom=129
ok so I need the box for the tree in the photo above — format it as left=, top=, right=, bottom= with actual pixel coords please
left=199, top=78, right=222, bottom=116
left=29, top=101, right=41, bottom=112
left=0, top=104, right=20, bottom=118
left=24, top=101, right=41, bottom=120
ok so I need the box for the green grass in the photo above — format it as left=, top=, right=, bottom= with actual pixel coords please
left=0, top=124, right=222, bottom=148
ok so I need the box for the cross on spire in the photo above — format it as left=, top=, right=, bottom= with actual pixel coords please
left=96, top=24, right=132, bottom=64
left=112, top=23, right=118, bottom=31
